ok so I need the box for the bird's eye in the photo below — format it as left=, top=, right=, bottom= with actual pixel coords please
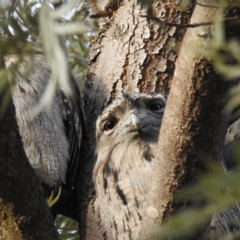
left=103, top=120, right=117, bottom=132
left=149, top=103, right=163, bottom=111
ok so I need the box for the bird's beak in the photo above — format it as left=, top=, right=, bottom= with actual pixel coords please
left=125, top=110, right=148, bottom=129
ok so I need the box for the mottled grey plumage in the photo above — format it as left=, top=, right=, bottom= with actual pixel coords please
left=93, top=93, right=166, bottom=239
left=11, top=55, right=84, bottom=188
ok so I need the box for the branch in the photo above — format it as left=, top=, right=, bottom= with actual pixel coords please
left=0, top=86, right=59, bottom=239
left=151, top=0, right=234, bottom=238
left=141, top=15, right=239, bottom=28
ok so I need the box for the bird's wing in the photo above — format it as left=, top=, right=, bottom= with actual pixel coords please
left=59, top=73, right=86, bottom=187
left=11, top=54, right=85, bottom=188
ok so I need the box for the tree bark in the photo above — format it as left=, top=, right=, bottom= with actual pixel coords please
left=0, top=86, right=59, bottom=239
left=78, top=0, right=240, bottom=239
left=78, top=0, right=193, bottom=239
left=153, top=1, right=231, bottom=238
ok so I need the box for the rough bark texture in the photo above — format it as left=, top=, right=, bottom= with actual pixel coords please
left=77, top=0, right=240, bottom=239
left=77, top=0, right=192, bottom=239
left=0, top=95, right=59, bottom=239
left=153, top=1, right=232, bottom=238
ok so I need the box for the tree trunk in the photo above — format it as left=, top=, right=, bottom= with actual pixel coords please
left=153, top=2, right=231, bottom=238
left=0, top=84, right=59, bottom=239
left=78, top=0, right=193, bottom=238
left=77, top=0, right=240, bottom=239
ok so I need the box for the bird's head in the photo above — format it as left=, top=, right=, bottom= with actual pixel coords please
left=96, top=92, right=166, bottom=144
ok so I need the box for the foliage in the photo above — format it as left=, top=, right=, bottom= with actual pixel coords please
left=1, top=0, right=240, bottom=239
left=57, top=216, right=79, bottom=240
left=0, top=0, right=96, bottom=239
left=0, top=0, right=96, bottom=117
left=148, top=1, right=240, bottom=239
left=150, top=153, right=240, bottom=239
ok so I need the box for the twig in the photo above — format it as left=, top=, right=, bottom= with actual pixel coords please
left=195, top=2, right=221, bottom=8
left=140, top=15, right=239, bottom=28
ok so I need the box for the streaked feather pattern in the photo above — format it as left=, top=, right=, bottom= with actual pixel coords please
left=94, top=93, right=166, bottom=239
left=11, top=54, right=85, bottom=188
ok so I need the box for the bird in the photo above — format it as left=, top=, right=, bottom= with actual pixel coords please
left=93, top=92, right=166, bottom=239
left=11, top=54, right=85, bottom=219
